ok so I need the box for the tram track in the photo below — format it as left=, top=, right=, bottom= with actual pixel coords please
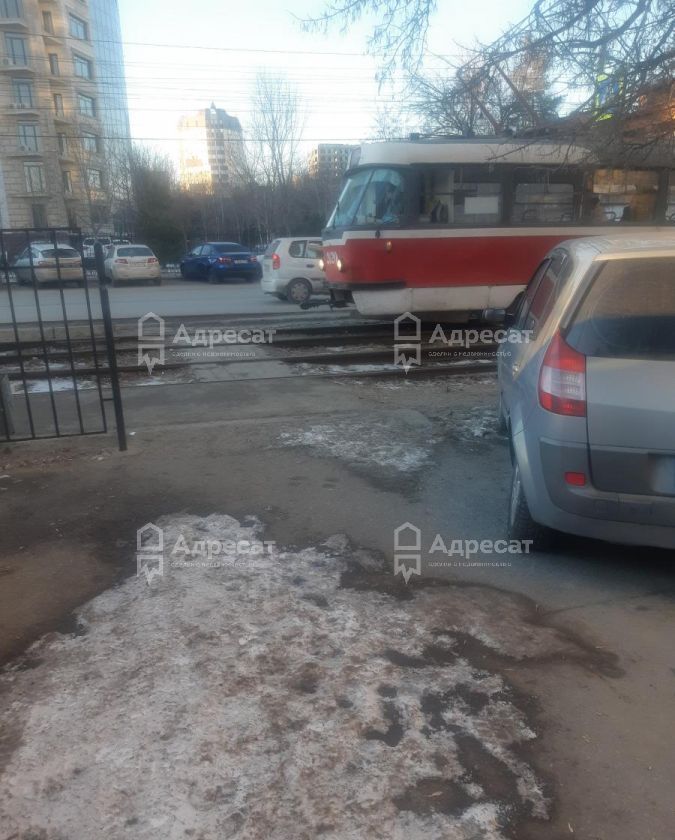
left=1, top=321, right=498, bottom=389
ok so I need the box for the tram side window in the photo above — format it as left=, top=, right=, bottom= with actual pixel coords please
left=353, top=169, right=405, bottom=225
left=453, top=181, right=501, bottom=225
left=587, top=169, right=659, bottom=223
left=418, top=168, right=501, bottom=225
left=513, top=182, right=575, bottom=224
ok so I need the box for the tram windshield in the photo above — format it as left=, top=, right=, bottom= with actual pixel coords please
left=327, top=167, right=405, bottom=228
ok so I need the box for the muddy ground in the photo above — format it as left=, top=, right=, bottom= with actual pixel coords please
left=1, top=373, right=674, bottom=839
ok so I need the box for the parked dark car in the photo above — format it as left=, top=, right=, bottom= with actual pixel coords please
left=179, top=242, right=262, bottom=283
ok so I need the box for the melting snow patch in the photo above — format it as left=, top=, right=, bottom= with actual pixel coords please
left=0, top=514, right=549, bottom=839
left=278, top=416, right=438, bottom=473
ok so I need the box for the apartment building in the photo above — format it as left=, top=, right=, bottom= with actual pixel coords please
left=177, top=103, right=244, bottom=191
left=0, top=0, right=127, bottom=231
left=308, top=144, right=354, bottom=179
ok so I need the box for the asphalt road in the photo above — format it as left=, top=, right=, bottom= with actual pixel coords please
left=0, top=274, right=325, bottom=323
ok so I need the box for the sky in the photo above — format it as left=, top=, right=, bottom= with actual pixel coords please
left=117, top=0, right=533, bottom=164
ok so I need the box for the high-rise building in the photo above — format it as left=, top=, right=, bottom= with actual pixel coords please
left=0, top=0, right=130, bottom=231
left=308, top=144, right=354, bottom=179
left=177, top=104, right=244, bottom=191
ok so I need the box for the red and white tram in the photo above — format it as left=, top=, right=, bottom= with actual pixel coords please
left=321, top=139, right=674, bottom=319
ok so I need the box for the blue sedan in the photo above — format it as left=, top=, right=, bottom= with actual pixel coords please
left=179, top=242, right=262, bottom=283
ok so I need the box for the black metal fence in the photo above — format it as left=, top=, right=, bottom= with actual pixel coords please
left=0, top=227, right=126, bottom=450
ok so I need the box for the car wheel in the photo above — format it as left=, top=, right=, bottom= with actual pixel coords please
left=286, top=278, right=312, bottom=304
left=179, top=265, right=188, bottom=279
left=208, top=270, right=220, bottom=284
left=153, top=277, right=162, bottom=286
left=507, top=460, right=552, bottom=550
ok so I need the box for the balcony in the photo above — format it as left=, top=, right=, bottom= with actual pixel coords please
left=3, top=102, right=39, bottom=117
left=0, top=16, right=29, bottom=31
left=0, top=55, right=35, bottom=74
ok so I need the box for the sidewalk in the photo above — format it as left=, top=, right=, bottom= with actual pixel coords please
left=1, top=372, right=674, bottom=839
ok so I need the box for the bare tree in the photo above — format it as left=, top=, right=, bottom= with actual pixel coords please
left=249, top=73, right=304, bottom=189
left=302, top=0, right=437, bottom=78
left=306, top=0, right=675, bottom=156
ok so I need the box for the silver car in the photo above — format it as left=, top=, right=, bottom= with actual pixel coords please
left=496, top=235, right=675, bottom=550
left=12, top=243, right=85, bottom=286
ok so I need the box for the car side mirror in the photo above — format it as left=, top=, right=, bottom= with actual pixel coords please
left=482, top=307, right=507, bottom=323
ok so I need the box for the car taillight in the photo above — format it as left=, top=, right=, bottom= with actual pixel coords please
left=114, top=258, right=128, bottom=264
left=147, top=256, right=158, bottom=264
left=217, top=256, right=232, bottom=264
left=538, top=331, right=587, bottom=417
left=272, top=253, right=280, bottom=270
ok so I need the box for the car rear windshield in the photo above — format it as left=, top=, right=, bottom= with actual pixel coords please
left=566, top=257, right=675, bottom=358
left=117, top=246, right=153, bottom=257
left=41, top=248, right=80, bottom=259
left=265, top=240, right=281, bottom=256
left=213, top=243, right=244, bottom=254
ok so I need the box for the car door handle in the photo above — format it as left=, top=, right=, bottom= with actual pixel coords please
left=306, top=263, right=314, bottom=267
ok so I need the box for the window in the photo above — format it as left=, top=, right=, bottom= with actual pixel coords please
left=567, top=258, right=675, bottom=358
left=24, top=162, right=46, bottom=193
left=307, top=241, right=322, bottom=260
left=12, top=79, right=33, bottom=107
left=117, top=246, right=154, bottom=258
left=1, top=0, right=21, bottom=18
left=418, top=167, right=502, bottom=225
left=5, top=34, right=28, bottom=66
left=18, top=123, right=38, bottom=152
left=519, top=251, right=569, bottom=337
left=213, top=243, right=243, bottom=254
left=328, top=169, right=372, bottom=228
left=513, top=180, right=575, bottom=224
left=81, top=132, right=98, bottom=153
left=57, top=133, right=68, bottom=155
left=53, top=93, right=64, bottom=115
left=87, top=168, right=102, bottom=189
left=68, top=14, right=87, bottom=40
left=31, top=204, right=47, bottom=228
left=587, top=169, right=659, bottom=223
left=78, top=94, right=95, bottom=117
left=452, top=178, right=501, bottom=225
left=73, top=54, right=92, bottom=79
left=353, top=169, right=405, bottom=225
left=62, top=170, right=72, bottom=193
left=48, top=53, right=59, bottom=75
left=42, top=10, right=53, bottom=33
left=288, top=240, right=306, bottom=258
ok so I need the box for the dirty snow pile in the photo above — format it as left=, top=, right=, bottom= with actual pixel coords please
left=0, top=514, right=550, bottom=840
left=278, top=413, right=439, bottom=473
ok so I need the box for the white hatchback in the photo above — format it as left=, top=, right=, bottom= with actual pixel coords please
left=12, top=243, right=84, bottom=285
left=260, top=238, right=327, bottom=304
left=104, top=244, right=161, bottom=286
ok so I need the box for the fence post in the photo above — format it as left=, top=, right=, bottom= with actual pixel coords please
left=0, top=373, right=13, bottom=438
left=95, top=242, right=127, bottom=452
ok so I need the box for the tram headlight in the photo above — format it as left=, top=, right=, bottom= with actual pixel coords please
left=318, top=258, right=325, bottom=271
left=336, top=258, right=345, bottom=272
